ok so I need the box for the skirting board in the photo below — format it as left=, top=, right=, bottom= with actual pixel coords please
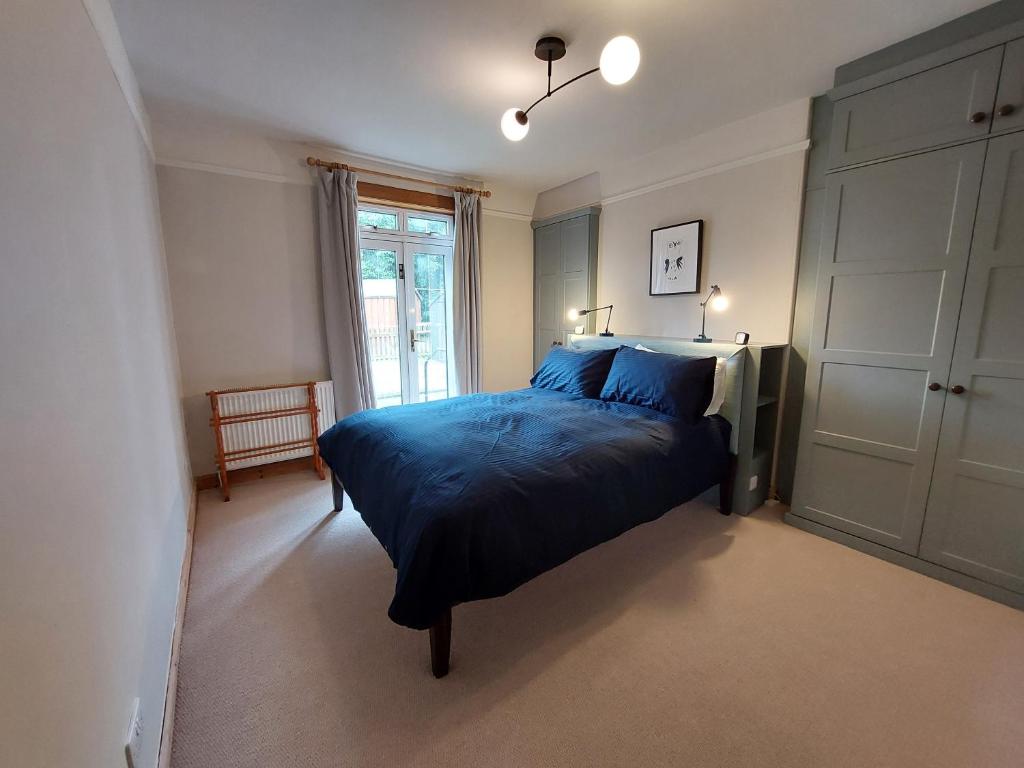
left=157, top=482, right=198, bottom=768
left=784, top=512, right=1024, bottom=611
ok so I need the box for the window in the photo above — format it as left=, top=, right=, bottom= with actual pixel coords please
left=357, top=206, right=453, bottom=239
left=357, top=209, right=399, bottom=231
left=357, top=205, right=456, bottom=407
left=407, top=215, right=449, bottom=237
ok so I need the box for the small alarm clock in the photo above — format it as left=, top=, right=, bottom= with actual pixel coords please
left=734, top=331, right=750, bottom=345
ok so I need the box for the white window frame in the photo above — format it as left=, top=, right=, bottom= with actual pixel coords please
left=358, top=203, right=457, bottom=405
left=356, top=203, right=402, bottom=234
left=405, top=210, right=455, bottom=240
left=357, top=202, right=455, bottom=244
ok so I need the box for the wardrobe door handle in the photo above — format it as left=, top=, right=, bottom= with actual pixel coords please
left=950, top=385, right=966, bottom=395
left=928, top=382, right=943, bottom=392
left=969, top=111, right=989, bottom=124
left=997, top=104, right=1016, bottom=117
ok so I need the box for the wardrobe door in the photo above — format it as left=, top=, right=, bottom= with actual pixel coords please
left=559, top=215, right=592, bottom=340
left=533, top=215, right=595, bottom=368
left=829, top=47, right=1001, bottom=168
left=534, top=223, right=562, bottom=368
left=919, top=132, right=1024, bottom=593
left=993, top=38, right=1024, bottom=134
left=792, top=143, right=986, bottom=552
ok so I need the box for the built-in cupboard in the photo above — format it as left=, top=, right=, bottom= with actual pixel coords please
left=531, top=208, right=600, bottom=368
left=791, top=22, right=1024, bottom=607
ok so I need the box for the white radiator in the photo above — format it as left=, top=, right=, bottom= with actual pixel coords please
left=217, top=381, right=335, bottom=470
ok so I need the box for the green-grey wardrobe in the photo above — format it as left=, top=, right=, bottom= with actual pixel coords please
left=532, top=208, right=600, bottom=368
left=790, top=14, right=1024, bottom=608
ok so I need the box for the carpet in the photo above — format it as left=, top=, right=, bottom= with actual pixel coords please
left=170, top=473, right=1024, bottom=767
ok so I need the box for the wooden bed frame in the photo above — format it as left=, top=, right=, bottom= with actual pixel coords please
left=330, top=336, right=750, bottom=678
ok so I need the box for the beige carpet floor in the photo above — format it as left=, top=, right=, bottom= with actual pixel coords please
left=171, top=473, right=1024, bottom=768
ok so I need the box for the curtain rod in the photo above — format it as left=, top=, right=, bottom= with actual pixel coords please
left=305, top=156, right=491, bottom=198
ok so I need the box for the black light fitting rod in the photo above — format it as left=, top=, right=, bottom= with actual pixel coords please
left=514, top=37, right=606, bottom=125
left=501, top=35, right=639, bottom=141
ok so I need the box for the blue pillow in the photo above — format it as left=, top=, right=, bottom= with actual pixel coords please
left=531, top=346, right=618, bottom=398
left=599, top=346, right=716, bottom=423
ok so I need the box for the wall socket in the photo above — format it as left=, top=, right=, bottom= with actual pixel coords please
left=749, top=474, right=758, bottom=492
left=125, top=698, right=143, bottom=768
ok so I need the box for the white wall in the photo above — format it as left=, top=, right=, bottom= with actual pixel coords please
left=0, top=2, right=191, bottom=767
left=480, top=213, right=534, bottom=392
left=157, top=166, right=329, bottom=475
left=533, top=100, right=811, bottom=344
left=154, top=127, right=536, bottom=474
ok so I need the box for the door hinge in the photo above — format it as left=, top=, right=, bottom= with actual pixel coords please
left=398, top=263, right=405, bottom=280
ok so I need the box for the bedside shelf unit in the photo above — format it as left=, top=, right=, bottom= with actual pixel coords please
left=740, top=344, right=787, bottom=513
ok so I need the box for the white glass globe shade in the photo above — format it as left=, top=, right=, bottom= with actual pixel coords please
left=710, top=295, right=730, bottom=312
left=501, top=108, right=529, bottom=141
left=599, top=36, right=640, bottom=85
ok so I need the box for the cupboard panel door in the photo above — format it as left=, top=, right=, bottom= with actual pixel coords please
left=792, top=144, right=986, bottom=552
left=533, top=215, right=596, bottom=367
left=993, top=38, right=1024, bottom=134
left=561, top=276, right=588, bottom=333
left=533, top=223, right=562, bottom=368
left=829, top=47, right=1001, bottom=168
left=536, top=224, right=560, bottom=276
left=561, top=216, right=590, bottom=274
left=920, top=132, right=1024, bottom=592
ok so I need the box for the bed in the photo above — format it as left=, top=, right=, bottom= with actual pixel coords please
left=318, top=336, right=747, bottom=677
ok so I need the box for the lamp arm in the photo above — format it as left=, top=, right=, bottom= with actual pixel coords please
left=523, top=67, right=602, bottom=117
left=700, top=285, right=720, bottom=307
left=603, top=304, right=614, bottom=335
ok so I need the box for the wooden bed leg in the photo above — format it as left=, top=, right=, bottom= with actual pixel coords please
left=331, top=471, right=345, bottom=512
left=719, top=455, right=737, bottom=515
left=429, top=608, right=452, bottom=679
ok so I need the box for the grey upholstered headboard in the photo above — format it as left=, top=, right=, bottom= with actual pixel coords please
left=567, top=334, right=748, bottom=455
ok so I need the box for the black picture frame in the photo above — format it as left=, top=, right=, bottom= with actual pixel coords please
left=649, top=219, right=703, bottom=296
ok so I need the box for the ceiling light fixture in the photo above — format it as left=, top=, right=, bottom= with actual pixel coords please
left=501, top=35, right=640, bottom=142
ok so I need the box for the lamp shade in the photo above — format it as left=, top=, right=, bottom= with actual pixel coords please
left=599, top=36, right=640, bottom=85
left=501, top=108, right=529, bottom=141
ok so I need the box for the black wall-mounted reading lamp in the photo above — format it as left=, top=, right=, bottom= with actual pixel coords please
left=567, top=305, right=614, bottom=337
left=693, top=285, right=729, bottom=343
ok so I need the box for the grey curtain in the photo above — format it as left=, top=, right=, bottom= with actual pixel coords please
left=452, top=191, right=482, bottom=395
left=316, top=168, right=375, bottom=416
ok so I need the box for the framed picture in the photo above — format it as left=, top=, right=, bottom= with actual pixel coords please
left=649, top=219, right=703, bottom=296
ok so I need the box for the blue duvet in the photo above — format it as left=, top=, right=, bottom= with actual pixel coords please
left=318, top=388, right=731, bottom=629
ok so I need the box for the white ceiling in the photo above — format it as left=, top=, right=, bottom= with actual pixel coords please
left=110, top=0, right=995, bottom=191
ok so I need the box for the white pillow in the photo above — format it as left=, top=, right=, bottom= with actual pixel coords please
left=635, top=345, right=726, bottom=416
left=705, top=358, right=727, bottom=416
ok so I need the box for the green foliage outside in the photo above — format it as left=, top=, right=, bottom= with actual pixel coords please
left=360, top=251, right=447, bottom=325
left=357, top=210, right=398, bottom=230
left=361, top=249, right=397, bottom=279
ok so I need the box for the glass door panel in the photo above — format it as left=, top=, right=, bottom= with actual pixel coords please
left=406, top=244, right=455, bottom=402
left=359, top=240, right=408, bottom=407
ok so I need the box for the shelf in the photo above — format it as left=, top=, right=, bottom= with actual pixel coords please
left=757, top=394, right=778, bottom=408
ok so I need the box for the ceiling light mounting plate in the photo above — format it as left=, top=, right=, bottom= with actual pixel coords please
left=534, top=36, right=567, bottom=62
